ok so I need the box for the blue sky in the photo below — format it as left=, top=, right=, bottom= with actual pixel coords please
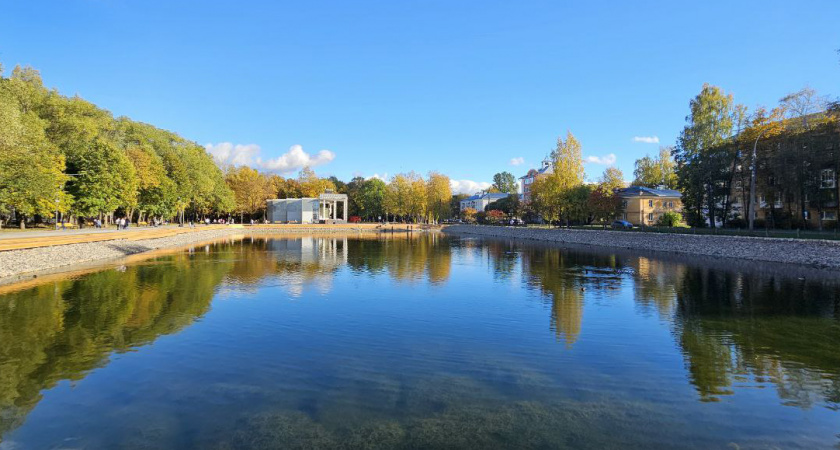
left=1, top=1, right=838, bottom=193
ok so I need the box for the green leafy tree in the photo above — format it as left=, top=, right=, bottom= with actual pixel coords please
left=656, top=211, right=686, bottom=227
left=344, top=176, right=366, bottom=217
left=674, top=84, right=735, bottom=227
left=486, top=194, right=522, bottom=217
left=0, top=91, right=69, bottom=227
left=68, top=138, right=138, bottom=219
left=492, top=172, right=517, bottom=194
left=360, top=178, right=387, bottom=220
left=633, top=147, right=678, bottom=189
left=588, top=167, right=625, bottom=224
left=450, top=193, right=468, bottom=218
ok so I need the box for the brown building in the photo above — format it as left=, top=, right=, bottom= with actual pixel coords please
left=617, top=186, right=683, bottom=226
left=727, top=167, right=838, bottom=227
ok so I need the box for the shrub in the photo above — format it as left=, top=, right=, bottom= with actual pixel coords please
left=349, top=216, right=361, bottom=223
left=460, top=207, right=477, bottom=224
left=655, top=211, right=686, bottom=227
left=485, top=209, right=506, bottom=225
left=727, top=218, right=747, bottom=229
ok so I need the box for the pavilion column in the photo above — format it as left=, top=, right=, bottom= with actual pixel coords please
left=343, top=199, right=347, bottom=221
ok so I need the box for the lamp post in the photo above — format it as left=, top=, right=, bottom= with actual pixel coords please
left=747, top=129, right=767, bottom=231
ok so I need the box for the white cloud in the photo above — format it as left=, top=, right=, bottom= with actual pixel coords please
left=260, top=145, right=335, bottom=172
left=450, top=179, right=492, bottom=195
left=204, top=142, right=261, bottom=167
left=366, top=173, right=389, bottom=181
left=632, top=136, right=659, bottom=144
left=585, top=153, right=617, bottom=165
left=509, top=157, right=525, bottom=166
left=204, top=143, right=335, bottom=174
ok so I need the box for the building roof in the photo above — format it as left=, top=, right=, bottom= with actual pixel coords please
left=616, top=186, right=682, bottom=198
left=519, top=159, right=554, bottom=179
left=461, top=192, right=510, bottom=202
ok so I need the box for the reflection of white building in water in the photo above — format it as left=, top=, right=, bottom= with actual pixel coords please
left=266, top=192, right=349, bottom=224
left=269, top=237, right=348, bottom=296
left=269, top=237, right=348, bottom=268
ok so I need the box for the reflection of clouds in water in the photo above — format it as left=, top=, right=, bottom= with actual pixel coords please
left=273, top=271, right=334, bottom=298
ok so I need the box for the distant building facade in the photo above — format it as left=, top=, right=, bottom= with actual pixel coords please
left=519, top=157, right=553, bottom=202
left=616, top=186, right=683, bottom=226
left=267, top=192, right=349, bottom=224
left=726, top=164, right=838, bottom=228
left=459, top=192, right=509, bottom=212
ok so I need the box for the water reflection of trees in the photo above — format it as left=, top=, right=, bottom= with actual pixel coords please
left=6, top=234, right=840, bottom=444
left=218, top=236, right=840, bottom=410
left=222, top=234, right=454, bottom=292
left=0, top=252, right=232, bottom=438
left=345, top=233, right=452, bottom=285
left=0, top=234, right=456, bottom=440
left=515, top=244, right=624, bottom=348
left=487, top=239, right=840, bottom=410
left=673, top=268, right=840, bottom=408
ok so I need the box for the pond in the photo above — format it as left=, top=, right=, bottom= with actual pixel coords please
left=1, top=234, right=839, bottom=449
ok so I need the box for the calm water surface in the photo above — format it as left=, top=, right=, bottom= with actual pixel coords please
left=1, top=234, right=839, bottom=449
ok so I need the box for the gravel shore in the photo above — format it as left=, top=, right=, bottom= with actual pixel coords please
left=0, top=228, right=239, bottom=284
left=443, top=225, right=840, bottom=270
left=0, top=225, right=385, bottom=286
left=7, top=223, right=834, bottom=287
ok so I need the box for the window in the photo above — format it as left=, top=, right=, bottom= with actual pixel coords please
left=804, top=211, right=810, bottom=220
left=648, top=213, right=654, bottom=222
left=821, top=211, right=837, bottom=221
left=648, top=200, right=653, bottom=208
left=734, top=180, right=743, bottom=190
left=621, top=200, right=628, bottom=209
left=774, top=192, right=782, bottom=207
left=768, top=176, right=775, bottom=186
left=668, top=201, right=674, bottom=208
left=821, top=169, right=836, bottom=189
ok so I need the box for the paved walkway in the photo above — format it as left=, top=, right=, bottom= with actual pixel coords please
left=0, top=225, right=190, bottom=240
left=0, top=225, right=230, bottom=251
left=0, top=223, right=434, bottom=251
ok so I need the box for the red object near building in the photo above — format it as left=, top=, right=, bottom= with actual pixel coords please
left=349, top=216, right=362, bottom=223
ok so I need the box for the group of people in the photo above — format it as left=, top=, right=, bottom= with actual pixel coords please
left=78, top=216, right=235, bottom=229
left=90, top=218, right=134, bottom=229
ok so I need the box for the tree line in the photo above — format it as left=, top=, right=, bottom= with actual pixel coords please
left=461, top=132, right=627, bottom=226
left=0, top=63, right=235, bottom=228
left=476, top=82, right=839, bottom=230
left=0, top=61, right=461, bottom=228
left=672, top=84, right=840, bottom=229
left=223, top=165, right=456, bottom=224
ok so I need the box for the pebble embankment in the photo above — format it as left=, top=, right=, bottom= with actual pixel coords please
left=443, top=225, right=840, bottom=270
left=0, top=225, right=387, bottom=285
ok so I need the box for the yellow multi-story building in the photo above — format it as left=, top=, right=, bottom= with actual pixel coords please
left=617, top=186, right=683, bottom=226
